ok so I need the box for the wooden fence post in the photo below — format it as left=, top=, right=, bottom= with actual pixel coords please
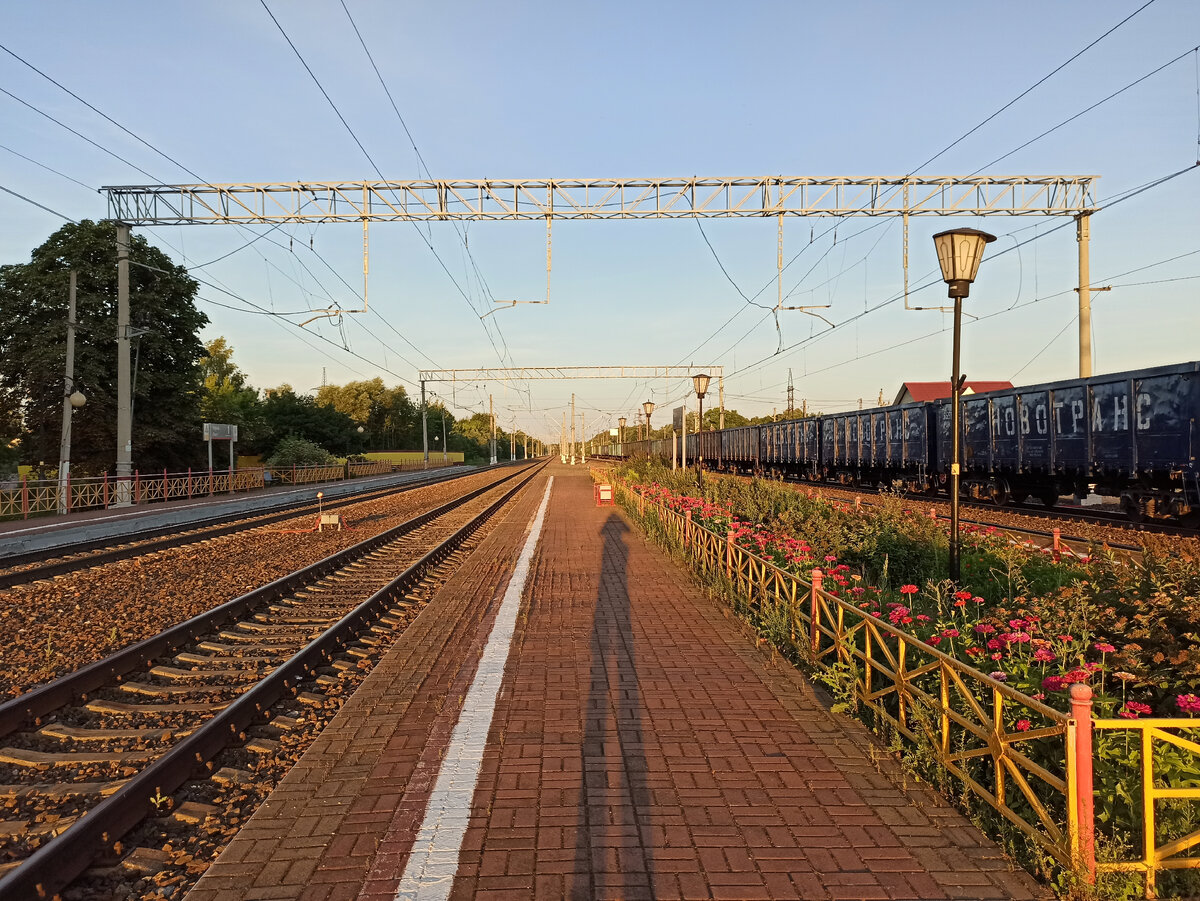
left=810, top=568, right=824, bottom=654
left=684, top=509, right=692, bottom=547
left=1069, top=683, right=1096, bottom=884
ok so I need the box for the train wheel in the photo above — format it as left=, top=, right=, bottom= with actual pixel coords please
left=1039, top=488, right=1059, bottom=509
left=990, top=481, right=1010, bottom=506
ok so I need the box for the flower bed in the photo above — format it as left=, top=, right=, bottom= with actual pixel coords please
left=619, top=464, right=1200, bottom=898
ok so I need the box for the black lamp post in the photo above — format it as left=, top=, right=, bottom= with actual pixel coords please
left=619, top=416, right=626, bottom=446
left=643, top=401, right=655, bottom=440
left=932, top=227, right=996, bottom=583
left=692, top=373, right=710, bottom=488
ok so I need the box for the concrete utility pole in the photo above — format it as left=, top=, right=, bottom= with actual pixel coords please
left=581, top=411, right=586, bottom=463
left=1077, top=212, right=1092, bottom=378
left=787, top=369, right=794, bottom=415
left=420, top=381, right=429, bottom=468
left=58, top=271, right=79, bottom=515
left=489, top=394, right=497, bottom=465
left=718, top=375, right=725, bottom=430
left=570, top=393, right=576, bottom=464
left=114, top=224, right=132, bottom=506
left=561, top=411, right=567, bottom=463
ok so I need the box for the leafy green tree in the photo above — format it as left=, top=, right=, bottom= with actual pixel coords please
left=199, top=337, right=266, bottom=448
left=316, top=378, right=417, bottom=450
left=0, top=220, right=208, bottom=474
left=260, top=387, right=358, bottom=456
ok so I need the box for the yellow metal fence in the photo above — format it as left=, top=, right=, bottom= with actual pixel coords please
left=614, top=477, right=1200, bottom=897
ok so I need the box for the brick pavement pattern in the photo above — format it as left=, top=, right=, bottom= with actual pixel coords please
left=187, top=462, right=1047, bottom=901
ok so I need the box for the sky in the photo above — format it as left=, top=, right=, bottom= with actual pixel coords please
left=2, top=0, right=1198, bottom=445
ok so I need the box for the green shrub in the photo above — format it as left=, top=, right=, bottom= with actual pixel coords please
left=265, top=436, right=335, bottom=467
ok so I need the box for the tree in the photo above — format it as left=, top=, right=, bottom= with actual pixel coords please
left=260, top=387, right=358, bottom=456
left=0, top=220, right=208, bottom=474
left=316, top=378, right=418, bottom=450
left=199, top=337, right=267, bottom=449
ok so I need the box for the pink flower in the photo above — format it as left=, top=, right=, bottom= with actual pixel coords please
left=1118, top=710, right=1140, bottom=719
left=974, top=624, right=996, bottom=635
left=989, top=671, right=1007, bottom=682
left=973, top=596, right=986, bottom=605
left=942, top=628, right=960, bottom=639
left=1124, top=701, right=1152, bottom=716
left=1009, top=619, right=1027, bottom=630
left=1033, top=647, right=1057, bottom=663
left=916, top=614, right=931, bottom=622
left=1094, top=642, right=1117, bottom=654
left=899, top=584, right=919, bottom=595
left=1042, top=675, right=1066, bottom=692
left=986, top=638, right=1004, bottom=651
left=1015, top=719, right=1032, bottom=732
left=1176, top=694, right=1200, bottom=715
left=927, top=635, right=943, bottom=646
left=824, top=555, right=838, bottom=563
left=966, top=646, right=983, bottom=656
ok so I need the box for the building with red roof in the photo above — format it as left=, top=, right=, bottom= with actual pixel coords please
left=893, top=381, right=1014, bottom=405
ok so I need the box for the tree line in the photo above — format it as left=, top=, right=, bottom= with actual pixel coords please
left=0, top=221, right=531, bottom=478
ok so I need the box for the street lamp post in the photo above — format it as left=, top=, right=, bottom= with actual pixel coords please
left=932, top=228, right=996, bottom=583
left=642, top=401, right=655, bottom=443
left=692, top=373, right=710, bottom=489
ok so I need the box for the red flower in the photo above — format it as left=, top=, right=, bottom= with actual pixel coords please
left=899, top=584, right=919, bottom=595
left=1015, top=719, right=1032, bottom=732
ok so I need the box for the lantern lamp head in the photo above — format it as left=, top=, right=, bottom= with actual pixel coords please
left=932, top=228, right=996, bottom=299
left=692, top=373, right=711, bottom=399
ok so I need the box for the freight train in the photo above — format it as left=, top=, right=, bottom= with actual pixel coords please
left=598, top=361, right=1200, bottom=522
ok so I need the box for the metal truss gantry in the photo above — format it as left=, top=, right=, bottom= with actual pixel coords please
left=417, top=365, right=723, bottom=466
left=104, top=175, right=1096, bottom=223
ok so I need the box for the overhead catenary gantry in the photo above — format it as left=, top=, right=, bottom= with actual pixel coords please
left=100, top=174, right=1099, bottom=490
left=417, top=365, right=723, bottom=466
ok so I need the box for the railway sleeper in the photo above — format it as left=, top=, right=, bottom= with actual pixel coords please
left=0, top=816, right=77, bottom=840
left=118, top=681, right=240, bottom=698
left=38, top=724, right=178, bottom=743
left=86, top=698, right=229, bottom=715
left=0, top=780, right=126, bottom=800
left=171, top=651, right=275, bottom=668
left=0, top=746, right=156, bottom=767
left=151, top=664, right=270, bottom=681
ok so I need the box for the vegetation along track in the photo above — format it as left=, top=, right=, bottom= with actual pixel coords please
left=0, top=460, right=545, bottom=900
left=0, top=466, right=483, bottom=590
left=686, top=467, right=1199, bottom=559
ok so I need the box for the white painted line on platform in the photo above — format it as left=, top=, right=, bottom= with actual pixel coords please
left=392, top=476, right=554, bottom=901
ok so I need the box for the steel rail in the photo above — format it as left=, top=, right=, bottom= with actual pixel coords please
left=0, top=459, right=546, bottom=901
left=0, top=463, right=530, bottom=740
left=0, top=467, right=480, bottom=588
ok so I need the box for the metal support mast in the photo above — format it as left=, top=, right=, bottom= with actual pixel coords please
left=114, top=224, right=132, bottom=506
left=1077, top=212, right=1092, bottom=378
left=57, top=271, right=78, bottom=515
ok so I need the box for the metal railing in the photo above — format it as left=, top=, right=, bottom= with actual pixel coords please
left=614, top=477, right=1200, bottom=896
left=0, top=461, right=405, bottom=521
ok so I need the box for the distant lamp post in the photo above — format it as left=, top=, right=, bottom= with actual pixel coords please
left=932, top=227, right=996, bottom=583
left=618, top=416, right=626, bottom=445
left=643, top=401, right=655, bottom=440
left=692, top=373, right=710, bottom=488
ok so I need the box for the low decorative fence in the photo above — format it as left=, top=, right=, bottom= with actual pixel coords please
left=0, top=460, right=403, bottom=521
left=614, top=477, right=1200, bottom=897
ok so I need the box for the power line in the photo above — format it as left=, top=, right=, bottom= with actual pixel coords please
left=261, top=0, right=512, bottom=367
left=0, top=184, right=77, bottom=221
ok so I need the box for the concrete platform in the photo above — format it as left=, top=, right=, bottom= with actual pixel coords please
left=185, top=463, right=1046, bottom=901
left=0, top=465, right=470, bottom=558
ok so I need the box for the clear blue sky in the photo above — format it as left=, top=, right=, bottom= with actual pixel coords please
left=2, top=0, right=1198, bottom=444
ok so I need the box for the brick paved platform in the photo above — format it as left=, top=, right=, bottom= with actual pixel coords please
left=187, top=463, right=1046, bottom=901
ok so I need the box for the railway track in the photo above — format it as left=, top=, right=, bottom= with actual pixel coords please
left=0, top=465, right=486, bottom=590
left=0, top=460, right=545, bottom=901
